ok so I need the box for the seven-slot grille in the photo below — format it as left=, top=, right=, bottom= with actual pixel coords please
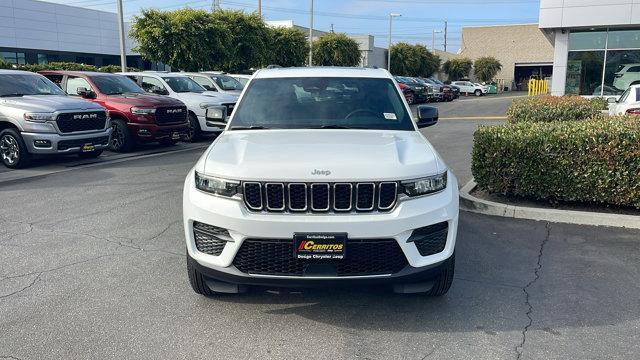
left=242, top=182, right=398, bottom=213
left=155, top=106, right=188, bottom=125
left=55, top=111, right=107, bottom=133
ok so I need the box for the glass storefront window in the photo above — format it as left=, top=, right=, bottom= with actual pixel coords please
left=569, top=30, right=607, bottom=50
left=607, top=29, right=640, bottom=49
left=566, top=51, right=605, bottom=95
left=37, top=54, right=48, bottom=65
left=603, top=50, right=640, bottom=95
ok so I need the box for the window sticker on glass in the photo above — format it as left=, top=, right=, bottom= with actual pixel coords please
left=383, top=112, right=398, bottom=120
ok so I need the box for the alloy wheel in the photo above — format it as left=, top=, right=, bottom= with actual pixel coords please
left=110, top=122, right=125, bottom=150
left=0, top=134, right=20, bottom=166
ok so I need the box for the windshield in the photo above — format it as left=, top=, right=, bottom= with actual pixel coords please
left=92, top=75, right=145, bottom=95
left=230, top=77, right=414, bottom=131
left=162, top=77, right=205, bottom=93
left=212, top=75, right=244, bottom=90
left=0, top=74, right=65, bottom=97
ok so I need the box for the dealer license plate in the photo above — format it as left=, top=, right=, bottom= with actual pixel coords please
left=81, top=143, right=95, bottom=152
left=294, top=233, right=346, bottom=260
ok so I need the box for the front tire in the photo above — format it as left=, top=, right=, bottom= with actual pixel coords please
left=109, top=119, right=134, bottom=152
left=474, top=89, right=482, bottom=97
left=0, top=129, right=31, bottom=169
left=426, top=252, right=455, bottom=296
left=406, top=92, right=415, bottom=105
left=187, top=254, right=216, bottom=296
left=185, top=114, right=202, bottom=142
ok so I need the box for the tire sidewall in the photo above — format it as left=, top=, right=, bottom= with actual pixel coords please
left=109, top=119, right=133, bottom=152
left=475, top=89, right=482, bottom=96
left=0, top=128, right=31, bottom=169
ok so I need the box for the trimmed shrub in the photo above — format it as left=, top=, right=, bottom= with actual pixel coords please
left=507, top=96, right=600, bottom=123
left=589, top=97, right=609, bottom=111
left=472, top=116, right=640, bottom=209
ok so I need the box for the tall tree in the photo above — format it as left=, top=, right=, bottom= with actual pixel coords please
left=473, top=56, right=503, bottom=82
left=268, top=27, right=309, bottom=67
left=312, top=33, right=361, bottom=67
left=390, top=43, right=441, bottom=77
left=212, top=10, right=271, bottom=72
left=130, top=9, right=230, bottom=71
left=442, top=58, right=473, bottom=81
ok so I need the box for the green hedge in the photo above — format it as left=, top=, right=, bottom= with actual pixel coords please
left=507, top=96, right=604, bottom=123
left=472, top=116, right=640, bottom=209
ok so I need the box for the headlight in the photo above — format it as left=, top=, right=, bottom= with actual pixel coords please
left=23, top=112, right=56, bottom=122
left=131, top=107, right=156, bottom=115
left=200, top=102, right=217, bottom=109
left=195, top=171, right=239, bottom=197
left=402, top=171, right=447, bottom=197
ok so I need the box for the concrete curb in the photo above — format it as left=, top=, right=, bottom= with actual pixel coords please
left=460, top=179, right=640, bottom=229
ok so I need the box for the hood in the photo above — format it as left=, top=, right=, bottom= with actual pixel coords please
left=105, top=93, right=184, bottom=108
left=201, top=130, right=444, bottom=182
left=174, top=92, right=238, bottom=105
left=0, top=95, right=104, bottom=113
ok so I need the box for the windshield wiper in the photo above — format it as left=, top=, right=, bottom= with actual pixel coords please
left=230, top=125, right=270, bottom=130
left=0, top=93, right=26, bottom=97
left=310, top=125, right=366, bottom=129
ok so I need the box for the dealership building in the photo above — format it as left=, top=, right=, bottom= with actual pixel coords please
left=540, top=0, right=640, bottom=96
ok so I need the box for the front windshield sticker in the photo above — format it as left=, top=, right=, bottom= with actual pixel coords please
left=383, top=112, right=398, bottom=120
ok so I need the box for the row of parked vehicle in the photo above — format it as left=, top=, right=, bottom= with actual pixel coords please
left=0, top=69, right=245, bottom=168
left=395, top=76, right=491, bottom=104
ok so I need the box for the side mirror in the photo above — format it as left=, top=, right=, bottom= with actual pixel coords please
left=205, top=106, right=227, bottom=122
left=416, top=105, right=438, bottom=128
left=151, top=86, right=168, bottom=95
left=607, top=97, right=617, bottom=104
left=77, top=87, right=95, bottom=99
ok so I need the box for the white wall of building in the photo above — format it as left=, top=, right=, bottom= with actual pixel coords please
left=0, top=0, right=136, bottom=55
left=540, top=0, right=640, bottom=29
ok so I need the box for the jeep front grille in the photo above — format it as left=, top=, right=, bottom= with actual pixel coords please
left=242, top=181, right=399, bottom=213
left=56, top=111, right=107, bottom=133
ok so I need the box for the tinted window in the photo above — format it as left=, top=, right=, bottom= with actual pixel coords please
left=0, top=74, right=65, bottom=97
left=141, top=77, right=167, bottom=93
left=92, top=75, right=145, bottom=95
left=191, top=76, right=216, bottom=91
left=162, top=76, right=205, bottom=93
left=230, top=77, right=413, bottom=131
left=66, top=77, right=92, bottom=96
left=211, top=75, right=243, bottom=90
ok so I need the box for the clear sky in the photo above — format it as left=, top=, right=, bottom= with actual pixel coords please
left=42, top=0, right=541, bottom=52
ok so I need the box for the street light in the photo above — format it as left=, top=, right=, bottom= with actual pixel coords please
left=309, top=0, right=314, bottom=66
left=432, top=29, right=442, bottom=51
left=387, top=13, right=401, bottom=72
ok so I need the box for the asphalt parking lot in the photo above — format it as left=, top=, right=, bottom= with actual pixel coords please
left=1, top=95, right=639, bottom=359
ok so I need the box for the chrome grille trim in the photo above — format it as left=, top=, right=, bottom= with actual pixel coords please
left=265, top=183, right=286, bottom=211
left=378, top=182, right=398, bottom=211
left=310, top=183, right=330, bottom=212
left=242, top=182, right=263, bottom=211
left=355, top=183, right=376, bottom=211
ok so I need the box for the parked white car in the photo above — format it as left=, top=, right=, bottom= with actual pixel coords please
left=451, top=81, right=484, bottom=96
left=474, top=83, right=489, bottom=94
left=608, top=84, right=640, bottom=115
left=612, top=63, right=640, bottom=91
left=181, top=72, right=244, bottom=95
left=183, top=67, right=459, bottom=296
left=121, top=72, right=238, bottom=140
left=229, top=74, right=252, bottom=87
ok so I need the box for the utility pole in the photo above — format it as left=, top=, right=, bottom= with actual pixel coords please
left=308, top=0, right=314, bottom=66
left=432, top=29, right=442, bottom=51
left=330, top=23, right=334, bottom=33
left=116, top=0, right=127, bottom=72
left=443, top=20, right=448, bottom=52
left=387, top=13, right=401, bottom=72
left=258, top=0, right=261, bottom=18
left=212, top=0, right=221, bottom=12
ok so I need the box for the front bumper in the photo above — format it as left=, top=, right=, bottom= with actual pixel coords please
left=128, top=122, right=189, bottom=142
left=21, top=128, right=112, bottom=154
left=197, top=115, right=225, bottom=133
left=183, top=169, right=459, bottom=284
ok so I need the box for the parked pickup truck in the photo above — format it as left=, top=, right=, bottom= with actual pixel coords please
left=122, top=72, right=238, bottom=141
left=0, top=70, right=111, bottom=168
left=40, top=71, right=189, bottom=152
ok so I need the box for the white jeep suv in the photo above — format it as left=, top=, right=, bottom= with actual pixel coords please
left=121, top=72, right=238, bottom=141
left=183, top=67, right=459, bottom=295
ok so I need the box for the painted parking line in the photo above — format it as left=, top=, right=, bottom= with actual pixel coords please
left=439, top=116, right=508, bottom=120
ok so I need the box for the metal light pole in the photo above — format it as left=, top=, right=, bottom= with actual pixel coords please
left=258, top=0, right=262, bottom=18
left=387, top=13, right=401, bottom=72
left=443, top=20, right=448, bottom=52
left=308, top=0, right=314, bottom=66
left=116, top=0, right=127, bottom=72
left=432, top=29, right=442, bottom=51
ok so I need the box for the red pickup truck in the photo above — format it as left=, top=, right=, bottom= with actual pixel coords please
left=40, top=71, right=189, bottom=152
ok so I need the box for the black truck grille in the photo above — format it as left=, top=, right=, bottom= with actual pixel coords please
left=221, top=103, right=236, bottom=116
left=233, top=238, right=408, bottom=276
left=242, top=182, right=398, bottom=213
left=56, top=111, right=107, bottom=133
left=155, top=106, right=188, bottom=125
left=408, top=222, right=448, bottom=256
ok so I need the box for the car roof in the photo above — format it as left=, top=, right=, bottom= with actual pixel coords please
left=253, top=67, right=391, bottom=79
left=0, top=69, right=39, bottom=75
left=38, top=70, right=117, bottom=77
left=122, top=72, right=189, bottom=78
